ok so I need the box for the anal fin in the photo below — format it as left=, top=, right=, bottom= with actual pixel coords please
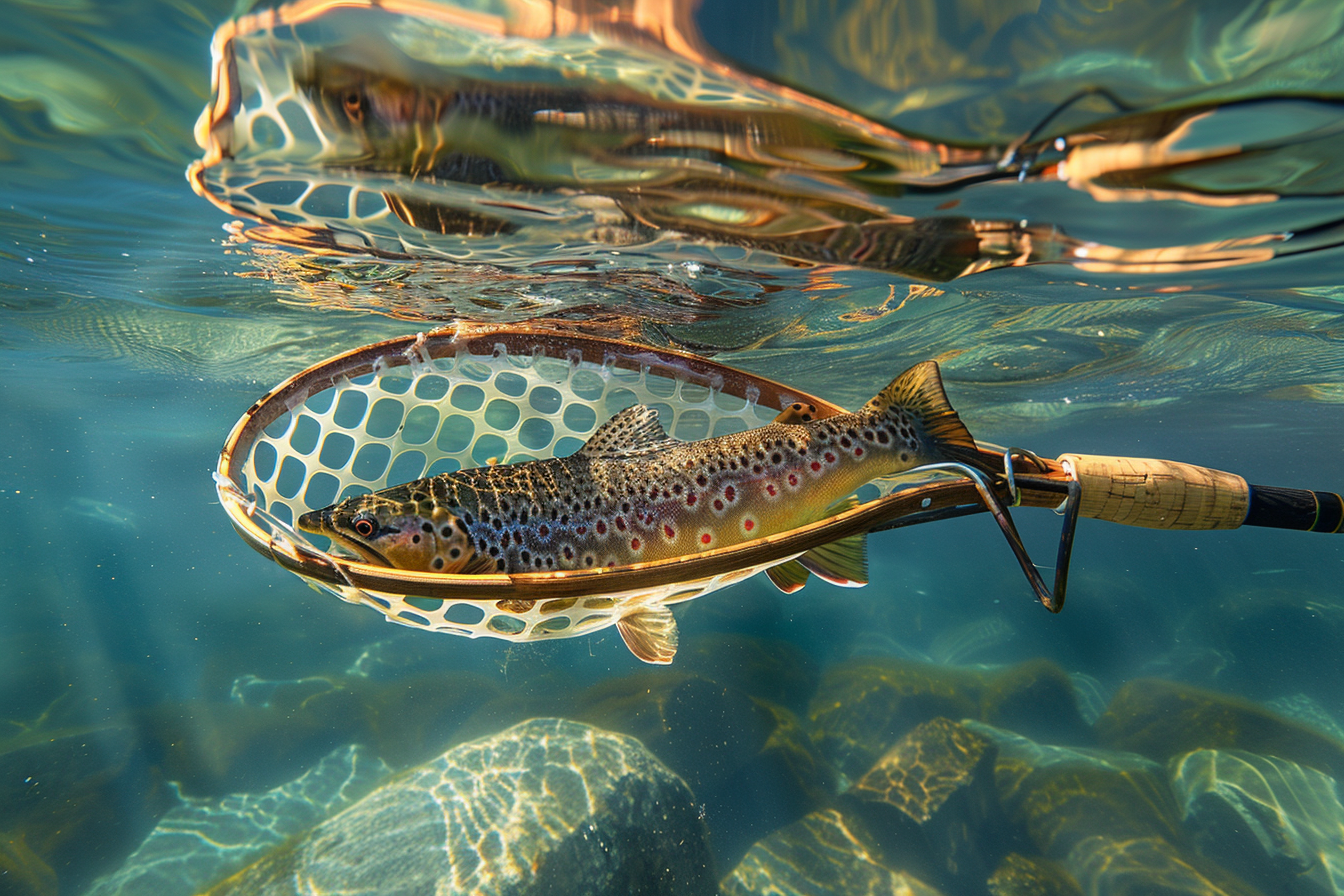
left=797, top=534, right=868, bottom=587
left=616, top=605, right=679, bottom=664
left=765, top=559, right=811, bottom=593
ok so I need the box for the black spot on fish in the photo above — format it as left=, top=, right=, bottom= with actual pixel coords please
left=432, top=557, right=445, bottom=570
left=496, top=558, right=505, bottom=570
left=411, top=534, right=421, bottom=544
left=463, top=512, right=474, bottom=525
left=489, top=545, right=500, bottom=556
left=877, top=431, right=890, bottom=444
left=449, top=547, right=461, bottom=559
left=455, top=518, right=469, bottom=534
left=771, top=452, right=782, bottom=464
left=521, top=550, right=531, bottom=563
left=421, top=522, right=433, bottom=533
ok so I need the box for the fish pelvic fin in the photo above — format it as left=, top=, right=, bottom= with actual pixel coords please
left=579, top=405, right=677, bottom=459
left=798, top=533, right=868, bottom=587
left=616, top=605, right=679, bottom=664
left=863, top=360, right=988, bottom=472
left=765, top=559, right=811, bottom=593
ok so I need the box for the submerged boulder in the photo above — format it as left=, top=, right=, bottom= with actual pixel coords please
left=720, top=809, right=946, bottom=896
left=1171, top=748, right=1344, bottom=896
left=987, top=853, right=1082, bottom=896
left=1096, top=679, right=1344, bottom=780
left=571, top=672, right=836, bottom=866
left=204, top=718, right=716, bottom=896
left=807, top=657, right=1091, bottom=780
left=85, top=744, right=391, bottom=896
left=845, top=717, right=1003, bottom=888
left=965, top=721, right=1265, bottom=896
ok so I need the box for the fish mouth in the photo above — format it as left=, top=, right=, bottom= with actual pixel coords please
left=297, top=509, right=393, bottom=567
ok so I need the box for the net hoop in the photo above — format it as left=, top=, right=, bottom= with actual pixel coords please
left=216, top=322, right=1067, bottom=645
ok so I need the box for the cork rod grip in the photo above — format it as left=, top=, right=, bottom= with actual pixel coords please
left=1056, top=454, right=1250, bottom=530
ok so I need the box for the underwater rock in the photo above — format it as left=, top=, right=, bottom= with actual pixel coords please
left=720, top=809, right=946, bottom=896
left=84, top=744, right=391, bottom=896
left=964, top=721, right=1264, bottom=896
left=844, top=717, right=1003, bottom=888
left=1065, top=835, right=1266, bottom=896
left=986, top=853, right=1082, bottom=896
left=807, top=658, right=1091, bottom=780
left=1096, top=679, right=1344, bottom=780
left=0, top=710, right=160, bottom=896
left=1266, top=694, right=1344, bottom=744
left=0, top=830, right=58, bottom=896
left=572, top=672, right=834, bottom=866
left=1171, top=748, right=1344, bottom=896
left=965, top=721, right=1182, bottom=858
left=205, top=718, right=715, bottom=896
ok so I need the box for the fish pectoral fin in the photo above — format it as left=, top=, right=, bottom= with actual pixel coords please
left=797, top=534, right=868, bottom=587
left=615, top=605, right=679, bottom=664
left=579, top=405, right=677, bottom=458
left=773, top=401, right=820, bottom=425
left=765, top=559, right=811, bottom=593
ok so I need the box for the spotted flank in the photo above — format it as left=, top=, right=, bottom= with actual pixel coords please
left=299, top=361, right=983, bottom=663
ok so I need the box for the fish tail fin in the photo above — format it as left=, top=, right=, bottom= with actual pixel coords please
left=863, top=361, right=993, bottom=474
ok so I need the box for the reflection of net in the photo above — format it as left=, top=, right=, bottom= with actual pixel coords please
left=219, top=326, right=858, bottom=647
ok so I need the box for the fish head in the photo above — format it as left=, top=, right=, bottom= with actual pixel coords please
left=297, top=492, right=476, bottom=573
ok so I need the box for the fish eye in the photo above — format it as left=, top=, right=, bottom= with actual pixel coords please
left=341, top=90, right=364, bottom=123
left=352, top=514, right=376, bottom=538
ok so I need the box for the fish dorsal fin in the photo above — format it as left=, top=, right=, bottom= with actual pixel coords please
left=616, top=605, right=679, bottom=664
left=765, top=560, right=811, bottom=593
left=579, top=405, right=676, bottom=459
left=862, top=361, right=980, bottom=467
left=797, top=533, right=868, bottom=587
left=774, top=401, right=820, bottom=425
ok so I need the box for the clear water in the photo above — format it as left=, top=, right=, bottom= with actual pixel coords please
left=2, top=1, right=1343, bottom=894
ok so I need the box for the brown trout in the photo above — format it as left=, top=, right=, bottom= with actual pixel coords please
left=299, top=361, right=983, bottom=661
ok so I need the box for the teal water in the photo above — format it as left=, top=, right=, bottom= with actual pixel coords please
left=3, top=2, right=1344, bottom=894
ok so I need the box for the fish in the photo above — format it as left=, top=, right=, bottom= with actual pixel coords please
left=298, top=361, right=986, bottom=662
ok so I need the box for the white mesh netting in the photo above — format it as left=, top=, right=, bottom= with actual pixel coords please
left=219, top=332, right=834, bottom=646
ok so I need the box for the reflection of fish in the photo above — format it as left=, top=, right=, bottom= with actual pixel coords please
left=300, top=361, right=986, bottom=661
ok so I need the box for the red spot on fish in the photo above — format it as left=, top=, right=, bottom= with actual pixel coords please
left=630, top=538, right=641, bottom=551
left=701, top=533, right=712, bottom=544
left=563, top=546, right=574, bottom=560
left=576, top=525, right=587, bottom=535
left=595, top=521, right=606, bottom=535
left=854, top=447, right=864, bottom=457
left=766, top=484, right=777, bottom=496
left=724, top=486, right=736, bottom=502
left=686, top=494, right=697, bottom=506
left=788, top=474, right=799, bottom=486
left=616, top=517, right=627, bottom=530
left=811, top=461, right=821, bottom=471
left=539, top=524, right=550, bottom=537
left=664, top=524, right=675, bottom=539
left=744, top=519, right=755, bottom=531
left=713, top=499, right=724, bottom=511
left=825, top=452, right=836, bottom=463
